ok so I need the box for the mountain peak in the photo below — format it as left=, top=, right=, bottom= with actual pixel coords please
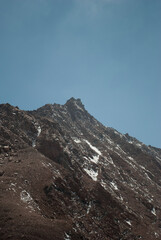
left=65, top=97, right=85, bottom=111
left=65, top=97, right=83, bottom=105
left=0, top=99, right=161, bottom=240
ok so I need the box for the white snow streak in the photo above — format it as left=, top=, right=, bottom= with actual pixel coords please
left=84, top=168, right=98, bottom=181
left=64, top=232, right=71, bottom=240
left=84, top=139, right=102, bottom=163
left=125, top=220, right=132, bottom=226
left=89, top=155, right=99, bottom=164
left=128, top=156, right=134, bottom=161
left=37, top=126, right=41, bottom=136
left=74, top=102, right=83, bottom=111
left=84, top=140, right=102, bottom=155
left=74, top=138, right=81, bottom=144
left=110, top=181, right=118, bottom=190
left=87, top=202, right=92, bottom=214
left=32, top=123, right=41, bottom=147
left=151, top=207, right=156, bottom=216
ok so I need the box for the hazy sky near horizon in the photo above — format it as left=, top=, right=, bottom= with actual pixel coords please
left=0, top=0, right=161, bottom=148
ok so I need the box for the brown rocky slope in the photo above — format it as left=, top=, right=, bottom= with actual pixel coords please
left=0, top=98, right=161, bottom=240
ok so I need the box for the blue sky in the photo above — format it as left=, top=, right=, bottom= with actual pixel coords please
left=0, top=0, right=161, bottom=148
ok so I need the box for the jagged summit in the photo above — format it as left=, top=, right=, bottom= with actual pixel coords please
left=65, top=97, right=85, bottom=109
left=65, top=97, right=82, bottom=104
left=32, top=97, right=85, bottom=117
left=0, top=99, right=161, bottom=240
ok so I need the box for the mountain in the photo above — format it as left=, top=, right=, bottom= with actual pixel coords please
left=0, top=97, right=161, bottom=240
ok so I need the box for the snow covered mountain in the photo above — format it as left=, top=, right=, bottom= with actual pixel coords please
left=0, top=98, right=161, bottom=240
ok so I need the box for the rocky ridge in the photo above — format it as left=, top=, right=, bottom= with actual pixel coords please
left=0, top=97, right=161, bottom=240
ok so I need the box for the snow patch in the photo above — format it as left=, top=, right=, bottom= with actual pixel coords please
left=89, top=155, right=99, bottom=164
left=84, top=140, right=102, bottom=164
left=156, top=156, right=161, bottom=162
left=20, top=190, right=40, bottom=212
left=32, top=124, right=41, bottom=147
left=32, top=140, right=36, bottom=147
left=145, top=173, right=152, bottom=181
left=101, top=180, right=108, bottom=190
left=110, top=181, right=118, bottom=190
left=37, top=126, right=41, bottom=137
left=74, top=101, right=83, bottom=111
left=128, top=156, right=134, bottom=161
left=119, top=195, right=123, bottom=201
left=114, top=130, right=123, bottom=138
left=64, top=232, right=71, bottom=240
left=105, top=155, right=114, bottom=165
left=84, top=168, right=98, bottom=181
left=125, top=220, right=132, bottom=226
left=87, top=201, right=92, bottom=214
left=106, top=138, right=114, bottom=145
left=136, top=143, right=142, bottom=148
left=74, top=138, right=81, bottom=144
left=84, top=140, right=102, bottom=155
left=151, top=207, right=156, bottom=216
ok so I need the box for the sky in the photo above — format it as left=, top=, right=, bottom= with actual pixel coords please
left=0, top=0, right=161, bottom=148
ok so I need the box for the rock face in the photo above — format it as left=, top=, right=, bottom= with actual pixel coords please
left=0, top=97, right=161, bottom=240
